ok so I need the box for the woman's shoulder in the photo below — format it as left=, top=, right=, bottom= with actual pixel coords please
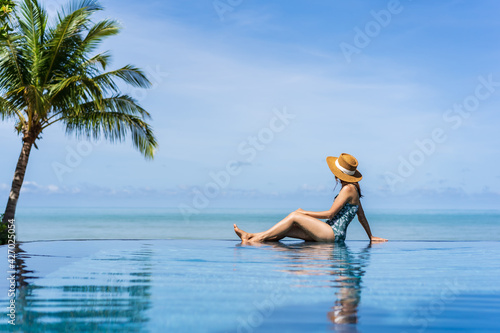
left=341, top=184, right=360, bottom=205
left=341, top=183, right=358, bottom=194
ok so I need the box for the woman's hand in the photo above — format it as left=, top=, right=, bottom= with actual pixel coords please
left=295, top=208, right=306, bottom=214
left=370, top=236, right=388, bottom=243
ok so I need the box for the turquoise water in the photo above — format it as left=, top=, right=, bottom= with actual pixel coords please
left=1, top=209, right=500, bottom=332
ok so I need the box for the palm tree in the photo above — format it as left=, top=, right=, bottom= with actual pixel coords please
left=0, top=0, right=158, bottom=231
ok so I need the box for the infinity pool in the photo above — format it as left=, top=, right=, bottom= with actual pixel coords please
left=1, top=240, right=500, bottom=332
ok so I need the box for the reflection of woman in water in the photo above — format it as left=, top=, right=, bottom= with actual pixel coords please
left=256, top=240, right=371, bottom=328
left=327, top=243, right=371, bottom=326
left=234, top=153, right=387, bottom=243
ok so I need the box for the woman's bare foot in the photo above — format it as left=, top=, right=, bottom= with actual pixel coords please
left=233, top=224, right=260, bottom=242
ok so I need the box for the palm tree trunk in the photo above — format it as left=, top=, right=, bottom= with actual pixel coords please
left=2, top=139, right=33, bottom=224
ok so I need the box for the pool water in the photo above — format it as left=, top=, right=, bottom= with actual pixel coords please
left=1, top=239, right=500, bottom=332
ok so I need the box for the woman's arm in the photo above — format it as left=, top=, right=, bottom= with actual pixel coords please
left=297, top=186, right=354, bottom=219
left=296, top=209, right=333, bottom=219
left=356, top=203, right=372, bottom=238
left=357, top=203, right=388, bottom=242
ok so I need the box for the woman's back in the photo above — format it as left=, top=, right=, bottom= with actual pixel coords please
left=325, top=185, right=360, bottom=242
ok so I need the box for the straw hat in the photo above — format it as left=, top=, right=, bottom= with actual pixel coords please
left=326, top=153, right=362, bottom=183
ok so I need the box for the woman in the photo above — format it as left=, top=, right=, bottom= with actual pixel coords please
left=233, top=153, right=387, bottom=243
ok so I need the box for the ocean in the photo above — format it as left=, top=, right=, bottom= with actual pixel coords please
left=12, top=207, right=500, bottom=242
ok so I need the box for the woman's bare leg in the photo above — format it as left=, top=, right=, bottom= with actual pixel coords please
left=266, top=225, right=316, bottom=241
left=234, top=212, right=335, bottom=242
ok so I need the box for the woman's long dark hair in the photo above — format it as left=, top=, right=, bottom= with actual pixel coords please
left=334, top=176, right=363, bottom=198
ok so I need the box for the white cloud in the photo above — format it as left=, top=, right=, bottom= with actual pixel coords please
left=47, top=185, right=60, bottom=193
left=17, top=182, right=63, bottom=194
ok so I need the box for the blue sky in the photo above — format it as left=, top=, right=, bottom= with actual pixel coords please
left=1, top=0, right=500, bottom=212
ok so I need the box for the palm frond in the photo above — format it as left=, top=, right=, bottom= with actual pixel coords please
left=63, top=94, right=157, bottom=159
left=81, top=19, right=119, bottom=54
left=62, top=0, right=102, bottom=17
left=92, top=65, right=152, bottom=90
left=48, top=73, right=104, bottom=105
left=0, top=30, right=27, bottom=90
left=42, top=1, right=99, bottom=85
left=18, top=0, right=47, bottom=81
left=82, top=51, right=111, bottom=71
left=0, top=95, right=21, bottom=120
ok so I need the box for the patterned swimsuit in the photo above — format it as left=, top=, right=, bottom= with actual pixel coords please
left=325, top=193, right=359, bottom=242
